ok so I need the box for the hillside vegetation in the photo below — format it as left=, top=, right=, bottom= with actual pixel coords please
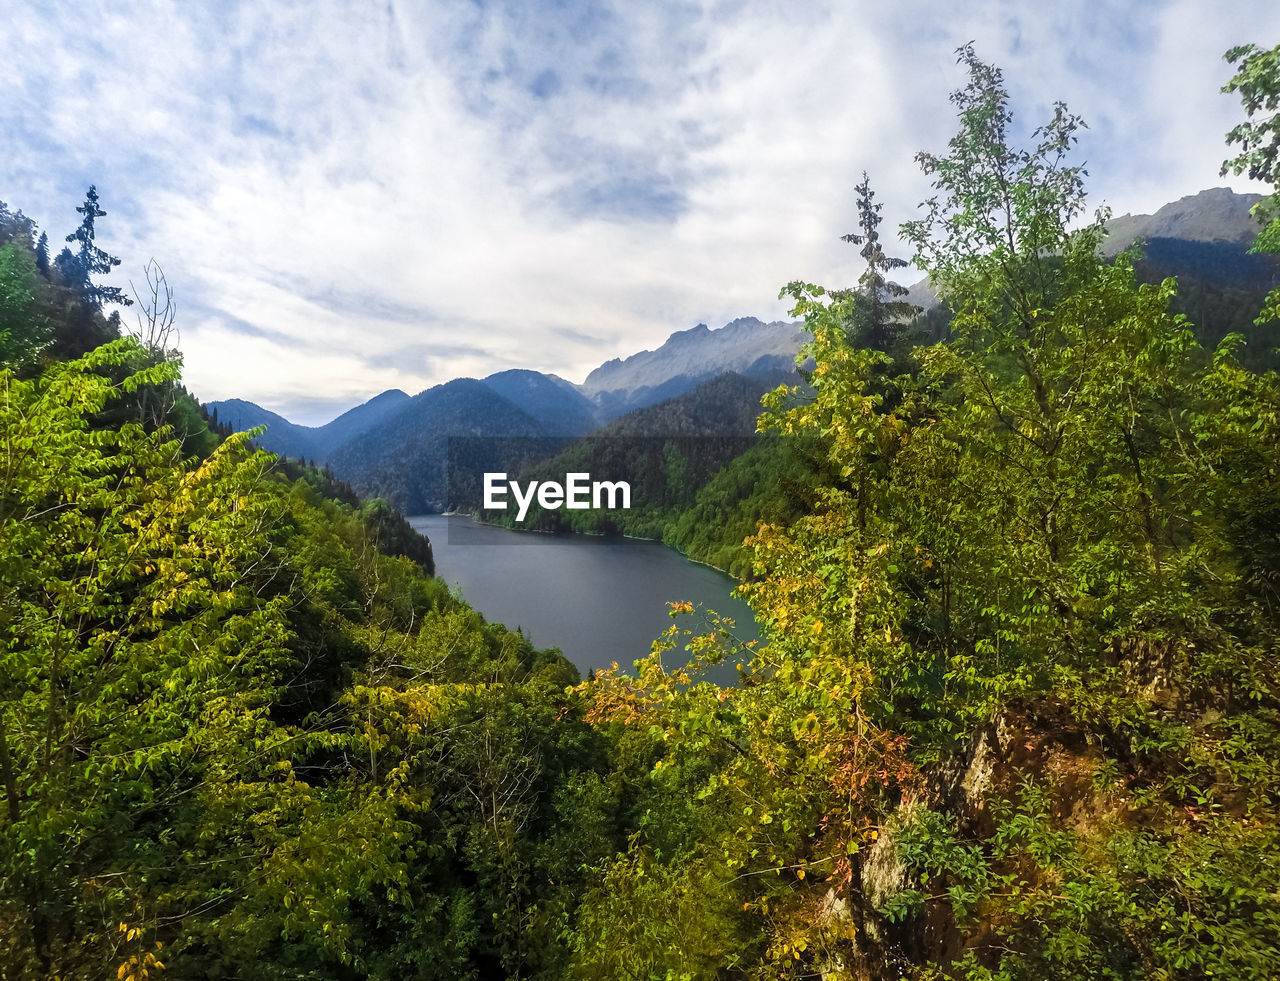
left=1, top=39, right=1279, bottom=981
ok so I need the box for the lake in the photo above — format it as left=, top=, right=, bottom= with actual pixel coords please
left=408, top=515, right=760, bottom=683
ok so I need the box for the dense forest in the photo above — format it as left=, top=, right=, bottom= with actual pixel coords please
left=2, top=39, right=1280, bottom=981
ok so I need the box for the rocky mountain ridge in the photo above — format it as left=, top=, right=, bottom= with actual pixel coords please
left=581, top=316, right=809, bottom=414
left=206, top=188, right=1274, bottom=510
left=1103, top=186, right=1264, bottom=253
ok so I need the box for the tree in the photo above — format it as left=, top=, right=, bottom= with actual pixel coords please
left=838, top=171, right=918, bottom=351
left=0, top=340, right=296, bottom=973
left=795, top=43, right=1280, bottom=977
left=580, top=44, right=1280, bottom=978
left=51, top=245, right=84, bottom=292
left=1222, top=41, right=1280, bottom=322
left=0, top=242, right=53, bottom=370
left=33, top=232, right=49, bottom=278
left=127, top=258, right=181, bottom=431
left=0, top=201, right=36, bottom=250
left=902, top=43, right=1102, bottom=321
left=64, top=186, right=131, bottom=307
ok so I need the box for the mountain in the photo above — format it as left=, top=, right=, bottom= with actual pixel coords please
left=208, top=368, right=601, bottom=466
left=206, top=389, right=410, bottom=464
left=325, top=378, right=568, bottom=513
left=1103, top=187, right=1263, bottom=253
left=480, top=369, right=601, bottom=434
left=206, top=398, right=325, bottom=462
left=317, top=373, right=601, bottom=514
left=481, top=371, right=782, bottom=535
left=214, top=185, right=1280, bottom=514
left=589, top=370, right=780, bottom=441
left=895, top=188, right=1269, bottom=317
left=313, top=388, right=411, bottom=453
left=203, top=187, right=1280, bottom=528
left=1096, top=189, right=1279, bottom=370
left=901, top=277, right=939, bottom=312
left=205, top=372, right=601, bottom=513
left=896, top=188, right=1279, bottom=359
left=581, top=316, right=809, bottom=417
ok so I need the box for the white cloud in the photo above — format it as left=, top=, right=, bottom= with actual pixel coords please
left=2, top=0, right=1278, bottom=423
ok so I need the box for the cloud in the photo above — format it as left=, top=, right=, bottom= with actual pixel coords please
left=2, top=0, right=1279, bottom=422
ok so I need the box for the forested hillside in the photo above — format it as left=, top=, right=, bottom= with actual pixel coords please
left=3, top=37, right=1280, bottom=981
left=568, top=44, right=1280, bottom=978
left=0, top=192, right=604, bottom=978
left=479, top=372, right=773, bottom=535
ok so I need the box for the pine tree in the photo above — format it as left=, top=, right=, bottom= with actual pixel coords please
left=34, top=232, right=49, bottom=277
left=839, top=172, right=917, bottom=351
left=64, top=186, right=131, bottom=307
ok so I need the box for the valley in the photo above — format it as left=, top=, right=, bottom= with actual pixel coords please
left=6, top=22, right=1280, bottom=975
left=205, top=186, right=1280, bottom=580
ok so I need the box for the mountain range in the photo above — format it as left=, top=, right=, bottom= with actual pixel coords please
left=207, top=188, right=1279, bottom=513
left=899, top=187, right=1271, bottom=307
left=1103, top=186, right=1263, bottom=252
left=207, top=317, right=810, bottom=511
left=208, top=389, right=412, bottom=464
left=581, top=317, right=809, bottom=417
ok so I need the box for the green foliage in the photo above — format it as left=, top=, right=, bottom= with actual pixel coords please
left=0, top=277, right=604, bottom=978
left=1222, top=43, right=1280, bottom=207
left=0, top=340, right=297, bottom=975
left=574, top=43, right=1280, bottom=979
left=0, top=194, right=123, bottom=364
left=358, top=496, right=435, bottom=574
left=1223, top=41, right=1280, bottom=323
left=663, top=435, right=824, bottom=578
left=569, top=842, right=749, bottom=979
left=0, top=241, right=53, bottom=370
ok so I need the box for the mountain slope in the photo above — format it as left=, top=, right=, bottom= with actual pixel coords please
left=1103, top=187, right=1264, bottom=253
left=581, top=317, right=809, bottom=416
left=479, top=371, right=784, bottom=536
left=206, top=398, right=324, bottom=462
left=206, top=390, right=411, bottom=464
left=590, top=370, right=777, bottom=440
left=480, top=369, right=600, bottom=434
left=315, top=389, right=411, bottom=454
left=326, top=378, right=563, bottom=513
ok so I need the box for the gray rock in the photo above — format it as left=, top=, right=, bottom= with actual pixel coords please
left=1103, top=186, right=1264, bottom=255
left=580, top=317, right=810, bottom=411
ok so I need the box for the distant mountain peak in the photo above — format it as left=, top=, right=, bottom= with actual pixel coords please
left=1104, top=187, right=1263, bottom=253
left=479, top=369, right=600, bottom=434
left=580, top=316, right=806, bottom=416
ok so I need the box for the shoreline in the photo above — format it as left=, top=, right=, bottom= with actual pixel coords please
left=414, top=512, right=743, bottom=582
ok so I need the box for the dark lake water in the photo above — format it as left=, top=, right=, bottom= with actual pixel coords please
left=408, top=515, right=760, bottom=683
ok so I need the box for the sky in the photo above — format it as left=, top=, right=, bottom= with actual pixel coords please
left=3, top=1, right=1279, bottom=424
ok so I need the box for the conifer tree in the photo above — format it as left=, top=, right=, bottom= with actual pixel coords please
left=64, top=186, right=131, bottom=307
left=34, top=232, right=49, bottom=277
left=840, top=172, right=917, bottom=351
